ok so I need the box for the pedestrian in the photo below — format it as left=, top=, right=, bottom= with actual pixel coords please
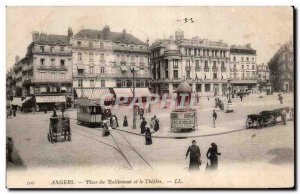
left=145, top=127, right=153, bottom=145
left=52, top=108, right=57, bottom=117
left=102, top=122, right=110, bottom=137
left=148, top=104, right=151, bottom=113
left=281, top=108, right=287, bottom=125
left=207, top=97, right=209, bottom=101
left=140, top=118, right=147, bottom=134
left=150, top=117, right=155, bottom=129
left=206, top=143, right=221, bottom=170
left=6, top=137, right=13, bottom=162
left=123, top=116, right=128, bottom=127
left=61, top=105, right=66, bottom=117
left=186, top=140, right=201, bottom=171
left=240, top=94, right=243, bottom=102
left=154, top=116, right=160, bottom=132
left=139, top=108, right=144, bottom=119
left=112, top=117, right=118, bottom=129
left=12, top=109, right=16, bottom=117
left=279, top=94, right=283, bottom=104
left=212, top=109, right=217, bottom=128
left=113, top=114, right=119, bottom=128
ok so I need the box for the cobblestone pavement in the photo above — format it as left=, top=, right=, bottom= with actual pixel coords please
left=6, top=93, right=294, bottom=174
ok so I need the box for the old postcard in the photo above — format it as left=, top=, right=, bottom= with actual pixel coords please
left=6, top=6, right=294, bottom=189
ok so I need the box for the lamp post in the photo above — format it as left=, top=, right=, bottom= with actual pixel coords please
left=131, top=66, right=136, bottom=129
left=226, top=79, right=233, bottom=113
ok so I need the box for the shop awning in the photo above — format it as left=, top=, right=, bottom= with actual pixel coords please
left=75, top=88, right=113, bottom=101
left=131, top=88, right=151, bottom=98
left=35, top=96, right=66, bottom=103
left=113, top=88, right=133, bottom=98
left=10, top=97, right=22, bottom=106
left=21, top=97, right=32, bottom=104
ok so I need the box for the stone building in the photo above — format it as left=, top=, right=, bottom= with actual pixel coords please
left=229, top=44, right=257, bottom=91
left=268, top=39, right=294, bottom=92
left=14, top=30, right=73, bottom=111
left=257, top=63, right=270, bottom=83
left=150, top=29, right=230, bottom=96
left=71, top=25, right=151, bottom=100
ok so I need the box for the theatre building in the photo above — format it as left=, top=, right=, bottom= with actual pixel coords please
left=150, top=29, right=231, bottom=96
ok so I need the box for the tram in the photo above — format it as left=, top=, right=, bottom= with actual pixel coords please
left=76, top=98, right=110, bottom=127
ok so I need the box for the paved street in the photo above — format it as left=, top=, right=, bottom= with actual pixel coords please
left=6, top=92, right=294, bottom=187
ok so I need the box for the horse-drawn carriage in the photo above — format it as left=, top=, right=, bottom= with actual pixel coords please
left=47, top=116, right=71, bottom=143
left=245, top=107, right=289, bottom=129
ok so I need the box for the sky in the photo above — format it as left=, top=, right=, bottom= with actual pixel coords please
left=6, top=6, right=293, bottom=70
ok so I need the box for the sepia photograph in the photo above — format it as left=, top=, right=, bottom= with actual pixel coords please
left=5, top=6, right=295, bottom=189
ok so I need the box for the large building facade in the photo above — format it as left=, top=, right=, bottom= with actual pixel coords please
left=257, top=63, right=270, bottom=83
left=150, top=30, right=230, bottom=96
left=71, top=25, right=151, bottom=99
left=268, top=39, right=294, bottom=92
left=12, top=30, right=73, bottom=110
left=229, top=44, right=257, bottom=91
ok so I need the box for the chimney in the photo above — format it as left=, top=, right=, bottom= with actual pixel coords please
left=32, top=31, right=40, bottom=42
left=15, top=55, right=20, bottom=64
left=122, top=29, right=126, bottom=39
left=103, top=25, right=110, bottom=40
left=68, top=27, right=73, bottom=37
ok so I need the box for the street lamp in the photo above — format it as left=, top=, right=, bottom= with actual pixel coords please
left=130, top=66, right=136, bottom=129
left=226, top=79, right=233, bottom=113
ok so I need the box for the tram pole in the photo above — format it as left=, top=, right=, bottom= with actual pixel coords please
left=132, top=66, right=136, bottom=129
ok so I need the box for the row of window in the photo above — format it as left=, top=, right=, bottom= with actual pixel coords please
left=171, top=60, right=226, bottom=69
left=231, top=64, right=256, bottom=70
left=76, top=41, right=145, bottom=51
left=39, top=45, right=66, bottom=53
left=77, top=52, right=147, bottom=63
left=78, top=79, right=106, bottom=87
left=232, top=56, right=255, bottom=62
left=77, top=67, right=105, bottom=75
left=40, top=58, right=66, bottom=67
left=34, top=86, right=70, bottom=93
left=38, top=71, right=67, bottom=80
left=185, top=48, right=227, bottom=58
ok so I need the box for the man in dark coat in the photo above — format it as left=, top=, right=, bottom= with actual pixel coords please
left=153, top=116, right=160, bottom=132
left=145, top=127, right=153, bottom=145
left=186, top=140, right=201, bottom=171
left=212, top=110, right=217, bottom=128
left=140, top=118, right=147, bottom=134
left=206, top=142, right=221, bottom=170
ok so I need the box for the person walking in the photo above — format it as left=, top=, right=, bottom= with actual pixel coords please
left=206, top=143, right=221, bottom=170
left=123, top=116, right=128, bottom=127
left=113, top=114, right=119, bottom=128
left=52, top=108, right=57, bottom=117
left=139, top=108, right=144, bottom=120
left=145, top=127, right=153, bottom=145
left=186, top=140, right=201, bottom=171
left=154, top=116, right=160, bottom=132
left=140, top=118, right=147, bottom=134
left=278, top=94, right=283, bottom=104
left=150, top=117, right=155, bottom=130
left=102, top=122, right=110, bottom=137
left=212, top=110, right=217, bottom=128
left=281, top=108, right=287, bottom=125
left=240, top=94, right=243, bottom=102
left=112, top=117, right=118, bottom=129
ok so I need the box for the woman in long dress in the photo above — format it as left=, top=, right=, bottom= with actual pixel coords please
left=112, top=117, right=118, bottom=129
left=206, top=143, right=221, bottom=169
left=123, top=116, right=128, bottom=127
left=145, top=127, right=153, bottom=145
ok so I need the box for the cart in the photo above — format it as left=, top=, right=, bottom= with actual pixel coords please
left=47, top=116, right=71, bottom=143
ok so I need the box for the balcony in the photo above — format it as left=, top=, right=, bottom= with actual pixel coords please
left=212, top=67, right=218, bottom=72
left=33, top=51, right=71, bottom=57
left=37, top=66, right=68, bottom=71
left=204, top=68, right=210, bottom=72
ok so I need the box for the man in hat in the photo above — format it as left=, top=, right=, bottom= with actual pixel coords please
left=153, top=115, right=160, bottom=132
left=212, top=109, right=217, bottom=128
left=186, top=140, right=201, bottom=171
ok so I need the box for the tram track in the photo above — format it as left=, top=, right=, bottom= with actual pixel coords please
left=68, top=117, right=152, bottom=170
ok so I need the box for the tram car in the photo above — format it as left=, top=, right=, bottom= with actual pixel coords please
left=76, top=98, right=110, bottom=127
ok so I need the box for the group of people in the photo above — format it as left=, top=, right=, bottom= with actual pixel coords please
left=102, top=114, right=119, bottom=137
left=186, top=140, right=221, bottom=171
left=140, top=116, right=160, bottom=145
